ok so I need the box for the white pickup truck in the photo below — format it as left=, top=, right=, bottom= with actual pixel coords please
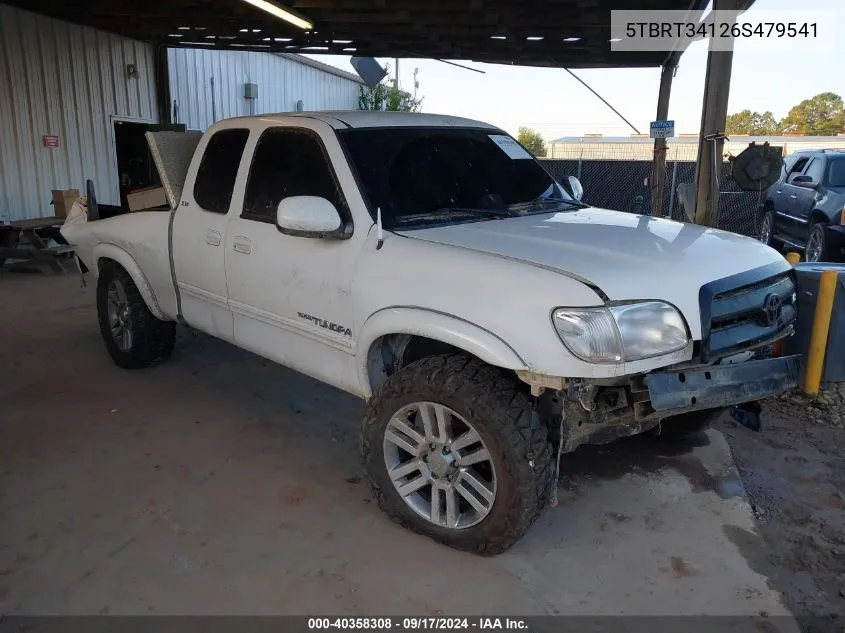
left=62, top=111, right=800, bottom=554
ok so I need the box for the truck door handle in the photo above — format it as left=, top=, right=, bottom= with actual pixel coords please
left=205, top=230, right=221, bottom=246
left=233, top=237, right=252, bottom=254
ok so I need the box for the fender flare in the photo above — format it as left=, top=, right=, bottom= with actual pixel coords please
left=357, top=307, right=527, bottom=398
left=93, top=243, right=168, bottom=321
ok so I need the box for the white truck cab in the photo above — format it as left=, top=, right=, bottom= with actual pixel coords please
left=62, top=111, right=800, bottom=554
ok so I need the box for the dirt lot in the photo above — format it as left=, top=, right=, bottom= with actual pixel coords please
left=0, top=269, right=842, bottom=627
left=717, top=394, right=845, bottom=632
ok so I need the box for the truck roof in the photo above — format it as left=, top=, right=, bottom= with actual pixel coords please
left=217, top=111, right=500, bottom=131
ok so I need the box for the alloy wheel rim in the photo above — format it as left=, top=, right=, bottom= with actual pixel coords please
left=760, top=214, right=772, bottom=244
left=807, top=229, right=823, bottom=262
left=107, top=279, right=133, bottom=352
left=382, top=401, right=497, bottom=529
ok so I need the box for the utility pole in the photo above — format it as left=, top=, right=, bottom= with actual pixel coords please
left=394, top=58, right=399, bottom=90
left=692, top=0, right=741, bottom=226
left=650, top=63, right=675, bottom=217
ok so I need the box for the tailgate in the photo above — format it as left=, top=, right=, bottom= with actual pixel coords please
left=145, top=131, right=203, bottom=210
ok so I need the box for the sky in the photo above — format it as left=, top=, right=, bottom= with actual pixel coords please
left=308, top=0, right=845, bottom=141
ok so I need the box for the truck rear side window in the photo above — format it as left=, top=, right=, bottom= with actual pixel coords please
left=193, top=129, right=249, bottom=213
left=242, top=128, right=344, bottom=222
left=829, top=158, right=845, bottom=187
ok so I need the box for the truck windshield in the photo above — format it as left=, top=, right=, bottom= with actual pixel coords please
left=338, top=127, right=579, bottom=229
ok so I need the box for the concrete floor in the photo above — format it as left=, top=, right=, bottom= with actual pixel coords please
left=0, top=272, right=795, bottom=620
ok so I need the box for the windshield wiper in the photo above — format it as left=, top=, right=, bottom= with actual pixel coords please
left=393, top=207, right=520, bottom=224
left=507, top=197, right=587, bottom=212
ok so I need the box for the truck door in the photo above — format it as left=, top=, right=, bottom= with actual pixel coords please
left=778, top=156, right=810, bottom=241
left=172, top=128, right=250, bottom=340
left=794, top=157, right=826, bottom=224
left=224, top=123, right=363, bottom=394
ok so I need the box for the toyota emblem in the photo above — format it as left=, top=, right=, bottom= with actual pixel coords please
left=762, top=293, right=783, bottom=326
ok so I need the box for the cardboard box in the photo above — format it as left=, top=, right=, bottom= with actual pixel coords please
left=51, top=189, right=80, bottom=218
left=126, top=186, right=167, bottom=211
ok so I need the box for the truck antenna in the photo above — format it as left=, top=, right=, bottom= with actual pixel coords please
left=376, top=207, right=384, bottom=250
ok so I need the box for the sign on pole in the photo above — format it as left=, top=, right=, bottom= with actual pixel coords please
left=649, top=120, right=674, bottom=139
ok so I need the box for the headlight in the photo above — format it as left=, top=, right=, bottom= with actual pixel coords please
left=552, top=302, right=689, bottom=363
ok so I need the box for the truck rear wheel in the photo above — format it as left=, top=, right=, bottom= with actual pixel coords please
left=360, top=354, right=553, bottom=555
left=96, top=262, right=175, bottom=369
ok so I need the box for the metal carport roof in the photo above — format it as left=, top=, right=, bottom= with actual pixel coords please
left=5, top=0, right=708, bottom=68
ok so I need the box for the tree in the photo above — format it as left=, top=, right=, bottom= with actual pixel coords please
left=358, top=63, right=423, bottom=112
left=780, top=92, right=845, bottom=136
left=725, top=109, right=780, bottom=135
left=517, top=127, right=546, bottom=157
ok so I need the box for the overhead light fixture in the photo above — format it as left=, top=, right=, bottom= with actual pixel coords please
left=490, top=35, right=506, bottom=40
left=609, top=38, right=622, bottom=42
left=343, top=47, right=356, bottom=52
left=238, top=0, right=313, bottom=30
left=302, top=46, right=329, bottom=50
left=168, top=33, right=184, bottom=37
left=332, top=39, right=352, bottom=44
left=182, top=41, right=214, bottom=45
left=274, top=37, right=292, bottom=42
left=526, top=36, right=544, bottom=41
left=177, top=26, right=191, bottom=30
left=563, top=37, right=581, bottom=42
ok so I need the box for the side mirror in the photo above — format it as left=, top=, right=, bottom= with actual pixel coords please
left=276, top=196, right=343, bottom=238
left=791, top=174, right=818, bottom=189
left=567, top=176, right=584, bottom=201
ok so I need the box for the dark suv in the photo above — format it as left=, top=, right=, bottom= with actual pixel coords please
left=760, top=149, right=845, bottom=262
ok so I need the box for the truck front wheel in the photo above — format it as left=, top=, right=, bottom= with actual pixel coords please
left=361, top=354, right=553, bottom=555
left=96, top=262, right=175, bottom=369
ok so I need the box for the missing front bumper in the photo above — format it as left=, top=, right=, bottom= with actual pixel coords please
left=643, top=355, right=801, bottom=415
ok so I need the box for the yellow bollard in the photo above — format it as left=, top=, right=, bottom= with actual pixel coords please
left=786, top=251, right=801, bottom=265
left=803, top=270, right=838, bottom=397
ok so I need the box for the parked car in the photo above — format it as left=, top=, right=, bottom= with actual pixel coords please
left=61, top=112, right=800, bottom=555
left=760, top=149, right=845, bottom=262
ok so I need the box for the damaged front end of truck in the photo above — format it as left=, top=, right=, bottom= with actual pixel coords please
left=520, top=264, right=801, bottom=453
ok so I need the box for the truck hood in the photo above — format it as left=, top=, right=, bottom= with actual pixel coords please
left=396, top=208, right=789, bottom=338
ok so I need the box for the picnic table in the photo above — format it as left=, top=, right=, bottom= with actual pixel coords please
left=0, top=217, right=75, bottom=273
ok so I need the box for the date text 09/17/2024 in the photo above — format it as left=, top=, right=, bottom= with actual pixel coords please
left=307, top=618, right=531, bottom=631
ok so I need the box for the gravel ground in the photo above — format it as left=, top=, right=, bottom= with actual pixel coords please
left=718, top=385, right=845, bottom=632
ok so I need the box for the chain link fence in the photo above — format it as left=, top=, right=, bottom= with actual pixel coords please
left=541, top=137, right=845, bottom=238
left=540, top=146, right=764, bottom=238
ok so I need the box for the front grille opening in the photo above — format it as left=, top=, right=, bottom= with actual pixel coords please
left=705, top=270, right=797, bottom=360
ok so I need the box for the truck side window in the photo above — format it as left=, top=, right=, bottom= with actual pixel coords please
left=242, top=128, right=343, bottom=222
left=786, top=157, right=809, bottom=182
left=193, top=129, right=250, bottom=213
left=804, top=157, right=825, bottom=184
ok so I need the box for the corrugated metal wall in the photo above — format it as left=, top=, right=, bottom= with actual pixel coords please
left=0, top=4, right=159, bottom=220
left=167, top=48, right=360, bottom=132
